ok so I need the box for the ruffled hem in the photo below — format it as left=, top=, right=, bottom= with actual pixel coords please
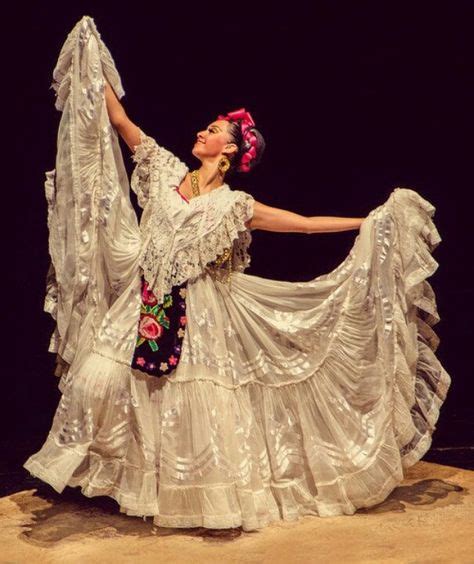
left=23, top=396, right=409, bottom=533
left=386, top=188, right=451, bottom=466
left=24, top=450, right=408, bottom=532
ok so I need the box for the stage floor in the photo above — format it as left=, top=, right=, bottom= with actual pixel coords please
left=1, top=461, right=473, bottom=563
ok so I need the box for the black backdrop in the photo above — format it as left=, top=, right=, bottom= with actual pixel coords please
left=5, top=1, right=473, bottom=465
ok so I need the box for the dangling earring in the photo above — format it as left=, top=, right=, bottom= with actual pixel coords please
left=218, top=155, right=231, bottom=174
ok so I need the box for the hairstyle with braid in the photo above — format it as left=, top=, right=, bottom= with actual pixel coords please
left=217, top=108, right=265, bottom=176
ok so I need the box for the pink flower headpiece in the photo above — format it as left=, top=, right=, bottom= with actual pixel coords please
left=217, top=107, right=258, bottom=173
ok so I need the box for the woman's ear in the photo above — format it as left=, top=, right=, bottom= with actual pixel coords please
left=223, top=142, right=238, bottom=157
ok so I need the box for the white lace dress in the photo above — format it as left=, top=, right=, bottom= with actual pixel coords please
left=23, top=16, right=451, bottom=532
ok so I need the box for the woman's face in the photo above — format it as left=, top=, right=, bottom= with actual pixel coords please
left=192, top=119, right=237, bottom=161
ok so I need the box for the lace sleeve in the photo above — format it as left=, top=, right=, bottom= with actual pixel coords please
left=130, top=128, right=187, bottom=208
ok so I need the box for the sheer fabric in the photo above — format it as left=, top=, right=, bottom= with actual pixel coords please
left=23, top=16, right=451, bottom=531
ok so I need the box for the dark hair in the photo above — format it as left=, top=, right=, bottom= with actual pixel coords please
left=225, top=120, right=265, bottom=176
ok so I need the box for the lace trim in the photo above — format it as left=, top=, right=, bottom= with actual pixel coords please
left=130, top=129, right=188, bottom=209
left=141, top=191, right=254, bottom=305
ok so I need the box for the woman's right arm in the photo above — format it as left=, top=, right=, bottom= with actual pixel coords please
left=104, top=80, right=141, bottom=152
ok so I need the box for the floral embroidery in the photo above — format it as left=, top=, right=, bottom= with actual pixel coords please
left=168, top=355, right=178, bottom=366
left=138, top=314, right=164, bottom=348
left=141, top=282, right=158, bottom=306
left=132, top=277, right=188, bottom=377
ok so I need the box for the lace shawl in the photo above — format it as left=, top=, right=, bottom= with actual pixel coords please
left=130, top=129, right=255, bottom=305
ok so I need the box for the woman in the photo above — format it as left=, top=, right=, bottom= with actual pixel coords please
left=24, top=16, right=451, bottom=534
left=106, top=91, right=365, bottom=379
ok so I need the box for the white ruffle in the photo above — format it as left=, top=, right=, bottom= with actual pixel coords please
left=24, top=187, right=451, bottom=532
left=130, top=128, right=188, bottom=209
left=24, top=13, right=451, bottom=535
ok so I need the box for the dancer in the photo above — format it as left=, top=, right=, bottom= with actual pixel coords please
left=24, top=16, right=451, bottom=532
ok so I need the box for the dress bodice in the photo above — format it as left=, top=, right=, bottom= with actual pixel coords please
left=130, top=129, right=255, bottom=305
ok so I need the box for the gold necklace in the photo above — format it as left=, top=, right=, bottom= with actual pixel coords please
left=190, top=170, right=232, bottom=286
left=190, top=170, right=201, bottom=197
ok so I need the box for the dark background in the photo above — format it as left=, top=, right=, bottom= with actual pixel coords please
left=4, top=0, right=474, bottom=493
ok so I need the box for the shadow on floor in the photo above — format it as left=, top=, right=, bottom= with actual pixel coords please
left=10, top=475, right=468, bottom=547
left=357, top=477, right=469, bottom=514
left=14, top=483, right=247, bottom=545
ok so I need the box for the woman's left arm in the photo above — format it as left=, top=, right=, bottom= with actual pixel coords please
left=247, top=200, right=365, bottom=233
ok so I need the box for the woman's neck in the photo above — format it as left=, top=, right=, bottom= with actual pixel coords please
left=197, top=159, right=226, bottom=192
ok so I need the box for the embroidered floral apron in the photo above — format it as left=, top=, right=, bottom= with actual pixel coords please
left=131, top=276, right=188, bottom=377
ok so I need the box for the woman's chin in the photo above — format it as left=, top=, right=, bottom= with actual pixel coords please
left=191, top=147, right=204, bottom=159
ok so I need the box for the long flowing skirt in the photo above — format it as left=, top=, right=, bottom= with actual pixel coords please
left=23, top=188, right=451, bottom=531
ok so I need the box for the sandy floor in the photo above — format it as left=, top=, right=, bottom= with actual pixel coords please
left=1, top=461, right=473, bottom=564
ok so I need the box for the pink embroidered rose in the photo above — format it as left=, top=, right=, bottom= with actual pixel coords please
left=136, top=357, right=146, bottom=367
left=138, top=314, right=163, bottom=340
left=168, top=355, right=178, bottom=366
left=141, top=281, right=158, bottom=306
left=179, top=315, right=187, bottom=326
